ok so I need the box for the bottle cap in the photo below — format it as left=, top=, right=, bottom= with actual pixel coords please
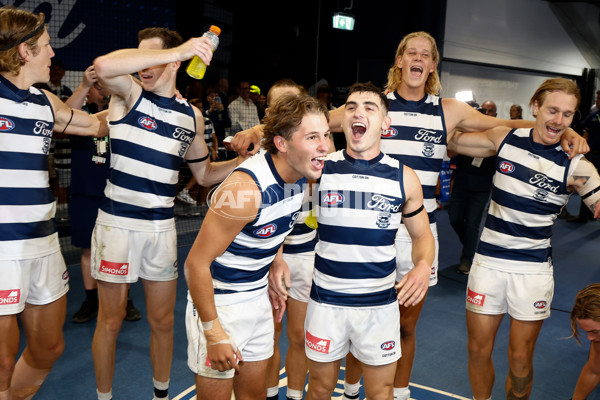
left=209, top=25, right=221, bottom=36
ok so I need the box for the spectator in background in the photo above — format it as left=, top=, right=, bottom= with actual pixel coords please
left=316, top=83, right=335, bottom=110
left=510, top=104, right=523, bottom=120
left=205, top=86, right=232, bottom=159
left=570, top=283, right=600, bottom=400
left=250, top=84, right=266, bottom=121
left=228, top=80, right=260, bottom=135
left=216, top=77, right=231, bottom=107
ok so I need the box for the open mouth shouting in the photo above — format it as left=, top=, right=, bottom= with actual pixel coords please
left=351, top=122, right=367, bottom=140
left=410, top=65, right=423, bottom=78
left=311, top=155, right=326, bottom=170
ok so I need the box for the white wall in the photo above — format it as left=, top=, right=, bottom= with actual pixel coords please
left=444, top=0, right=590, bottom=76
left=439, top=61, right=557, bottom=120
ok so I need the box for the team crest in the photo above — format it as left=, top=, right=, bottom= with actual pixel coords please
left=422, top=143, right=435, bottom=158
left=178, top=142, right=189, bottom=157
left=533, top=189, right=548, bottom=201
left=42, top=137, right=51, bottom=154
left=376, top=212, right=391, bottom=228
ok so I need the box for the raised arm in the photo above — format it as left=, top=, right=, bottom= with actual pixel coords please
left=444, top=97, right=588, bottom=157
left=186, top=106, right=245, bottom=187
left=396, top=166, right=435, bottom=307
left=93, top=36, right=214, bottom=101
left=447, top=126, right=510, bottom=158
left=567, top=157, right=600, bottom=219
left=64, top=65, right=96, bottom=110
left=184, top=171, right=259, bottom=372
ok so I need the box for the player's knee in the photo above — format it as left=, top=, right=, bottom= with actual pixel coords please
left=28, top=340, right=65, bottom=367
left=508, top=347, right=533, bottom=371
left=287, top=325, right=305, bottom=348
left=148, top=313, right=174, bottom=334
left=0, top=354, right=16, bottom=379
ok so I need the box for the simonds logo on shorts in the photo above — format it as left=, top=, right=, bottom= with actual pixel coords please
left=306, top=331, right=330, bottom=354
left=100, top=260, right=129, bottom=276
left=467, top=288, right=485, bottom=306
left=0, top=289, right=20, bottom=305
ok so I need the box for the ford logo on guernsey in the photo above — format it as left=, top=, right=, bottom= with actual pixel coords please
left=254, top=224, right=277, bottom=237
left=381, top=127, right=397, bottom=138
left=533, top=300, right=547, bottom=309
left=0, top=117, right=15, bottom=131
left=380, top=340, right=395, bottom=350
left=138, top=116, right=158, bottom=131
left=323, top=193, right=344, bottom=206
left=499, top=161, right=515, bottom=173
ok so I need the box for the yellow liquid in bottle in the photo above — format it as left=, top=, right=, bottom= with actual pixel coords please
left=186, top=56, right=208, bottom=79
left=305, top=209, right=318, bottom=229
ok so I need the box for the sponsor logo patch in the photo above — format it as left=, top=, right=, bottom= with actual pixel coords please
left=138, top=116, right=158, bottom=131
left=467, top=288, right=485, bottom=306
left=499, top=161, right=515, bottom=173
left=100, top=260, right=129, bottom=276
left=0, top=289, right=20, bottom=305
left=306, top=331, right=330, bottom=354
left=254, top=223, right=277, bottom=237
left=0, top=117, right=15, bottom=131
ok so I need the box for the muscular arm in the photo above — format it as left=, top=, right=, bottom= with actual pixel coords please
left=184, top=171, right=259, bottom=371
left=572, top=341, right=600, bottom=400
left=444, top=97, right=588, bottom=157
left=187, top=106, right=244, bottom=186
left=396, top=166, right=435, bottom=306
left=46, top=89, right=108, bottom=138
left=567, top=157, right=600, bottom=219
left=447, top=126, right=509, bottom=158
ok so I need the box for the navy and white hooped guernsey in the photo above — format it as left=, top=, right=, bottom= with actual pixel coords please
left=382, top=92, right=446, bottom=223
left=211, top=152, right=307, bottom=305
left=283, top=192, right=317, bottom=255
left=312, top=150, right=406, bottom=307
left=475, top=128, right=582, bottom=274
left=0, top=75, right=58, bottom=260
left=97, top=90, right=196, bottom=232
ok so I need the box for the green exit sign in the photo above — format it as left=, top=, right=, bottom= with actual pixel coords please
left=333, top=13, right=355, bottom=31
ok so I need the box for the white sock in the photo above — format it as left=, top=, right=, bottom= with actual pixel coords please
left=343, top=381, right=361, bottom=398
left=97, top=389, right=112, bottom=400
left=473, top=397, right=491, bottom=400
left=286, top=387, right=303, bottom=399
left=394, top=386, right=410, bottom=400
left=266, top=385, right=279, bottom=397
left=153, top=378, right=169, bottom=399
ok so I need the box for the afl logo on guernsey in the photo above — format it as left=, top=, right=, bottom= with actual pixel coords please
left=138, top=116, right=158, bottom=131
left=499, top=161, right=515, bottom=174
left=254, top=224, right=277, bottom=237
left=0, top=117, right=15, bottom=131
left=322, top=193, right=344, bottom=206
left=381, top=127, right=397, bottom=138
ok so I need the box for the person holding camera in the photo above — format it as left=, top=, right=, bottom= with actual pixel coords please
left=205, top=86, right=232, bottom=159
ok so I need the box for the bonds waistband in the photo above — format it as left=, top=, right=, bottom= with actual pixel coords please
left=0, top=24, right=45, bottom=51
